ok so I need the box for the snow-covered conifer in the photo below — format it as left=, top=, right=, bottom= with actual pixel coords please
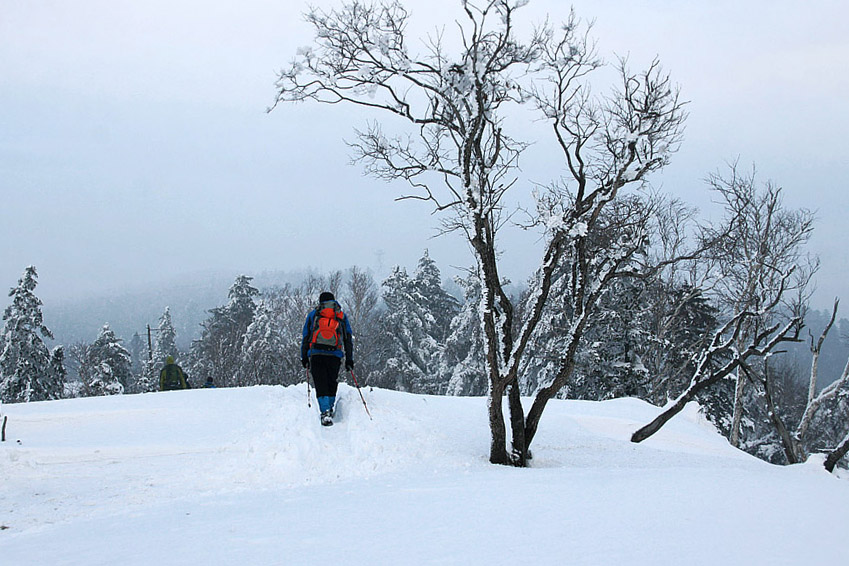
left=136, top=358, right=157, bottom=394
left=413, top=251, right=459, bottom=339
left=377, top=253, right=459, bottom=393
left=48, top=346, right=67, bottom=400
left=127, top=332, right=145, bottom=376
left=152, top=307, right=179, bottom=365
left=190, top=275, right=258, bottom=388
left=240, top=301, right=286, bottom=386
left=374, top=266, right=425, bottom=391
left=0, top=266, right=65, bottom=403
left=80, top=324, right=132, bottom=397
left=442, top=273, right=486, bottom=396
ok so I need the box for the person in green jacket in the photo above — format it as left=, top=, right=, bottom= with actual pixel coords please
left=159, top=355, right=190, bottom=391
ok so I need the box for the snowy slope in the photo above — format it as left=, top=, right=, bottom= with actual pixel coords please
left=2, top=385, right=848, bottom=565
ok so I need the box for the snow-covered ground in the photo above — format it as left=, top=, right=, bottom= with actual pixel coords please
left=2, top=384, right=848, bottom=565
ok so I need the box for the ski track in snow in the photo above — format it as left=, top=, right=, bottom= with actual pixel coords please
left=2, top=385, right=848, bottom=565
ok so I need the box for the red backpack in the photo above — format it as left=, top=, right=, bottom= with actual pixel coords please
left=310, top=301, right=345, bottom=349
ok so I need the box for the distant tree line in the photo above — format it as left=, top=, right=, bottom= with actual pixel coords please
left=2, top=248, right=849, bottom=471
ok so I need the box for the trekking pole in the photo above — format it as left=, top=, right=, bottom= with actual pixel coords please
left=349, top=369, right=372, bottom=420
left=305, top=367, right=311, bottom=408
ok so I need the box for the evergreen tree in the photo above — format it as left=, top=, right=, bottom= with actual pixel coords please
left=442, top=272, right=487, bottom=396
left=48, top=346, right=67, bottom=400
left=374, top=266, right=423, bottom=391
left=152, top=307, right=179, bottom=365
left=570, top=278, right=653, bottom=401
left=80, top=324, right=132, bottom=397
left=413, top=251, right=459, bottom=339
left=190, top=275, right=258, bottom=388
left=125, top=331, right=157, bottom=393
left=240, top=300, right=286, bottom=386
left=137, top=358, right=157, bottom=394
left=377, top=252, right=459, bottom=394
left=260, top=283, right=315, bottom=387
left=128, top=332, right=145, bottom=377
left=0, top=266, right=65, bottom=403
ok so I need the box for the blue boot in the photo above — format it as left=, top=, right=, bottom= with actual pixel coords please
left=318, top=396, right=336, bottom=426
left=318, top=396, right=335, bottom=414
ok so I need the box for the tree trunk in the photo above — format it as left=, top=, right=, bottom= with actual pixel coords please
left=824, top=431, right=849, bottom=473
left=525, top=341, right=581, bottom=451
left=471, top=217, right=514, bottom=466
left=507, top=380, right=527, bottom=466
left=631, top=391, right=696, bottom=443
left=761, top=368, right=800, bottom=464
left=488, top=383, right=511, bottom=465
left=729, top=371, right=745, bottom=447
left=524, top=366, right=565, bottom=451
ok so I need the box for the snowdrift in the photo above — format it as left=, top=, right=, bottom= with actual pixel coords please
left=2, top=385, right=848, bottom=565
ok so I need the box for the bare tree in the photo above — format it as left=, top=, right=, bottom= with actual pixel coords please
left=762, top=299, right=849, bottom=469
left=342, top=266, right=383, bottom=384
left=271, top=0, right=686, bottom=465
left=632, top=166, right=816, bottom=444
left=700, top=165, right=816, bottom=447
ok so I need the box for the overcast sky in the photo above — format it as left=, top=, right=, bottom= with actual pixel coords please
left=2, top=0, right=847, bottom=309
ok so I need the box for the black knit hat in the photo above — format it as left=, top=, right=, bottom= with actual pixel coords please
left=319, top=291, right=335, bottom=303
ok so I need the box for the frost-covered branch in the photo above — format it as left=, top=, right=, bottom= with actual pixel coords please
left=631, top=265, right=804, bottom=444
left=795, top=300, right=844, bottom=441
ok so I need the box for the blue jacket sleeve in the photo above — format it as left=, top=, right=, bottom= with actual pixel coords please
left=342, top=314, right=354, bottom=363
left=301, top=311, right=314, bottom=360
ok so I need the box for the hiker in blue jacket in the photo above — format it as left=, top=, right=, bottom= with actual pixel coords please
left=301, top=291, right=354, bottom=425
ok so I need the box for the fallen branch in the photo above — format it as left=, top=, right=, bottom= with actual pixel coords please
left=824, top=430, right=849, bottom=473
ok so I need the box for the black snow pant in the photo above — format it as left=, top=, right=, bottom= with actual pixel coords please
left=310, top=354, right=341, bottom=398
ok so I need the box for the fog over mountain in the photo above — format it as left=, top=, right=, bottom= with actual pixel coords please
left=44, top=269, right=322, bottom=351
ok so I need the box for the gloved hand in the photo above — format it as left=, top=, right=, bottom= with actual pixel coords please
left=301, top=357, right=310, bottom=369
left=345, top=359, right=354, bottom=371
